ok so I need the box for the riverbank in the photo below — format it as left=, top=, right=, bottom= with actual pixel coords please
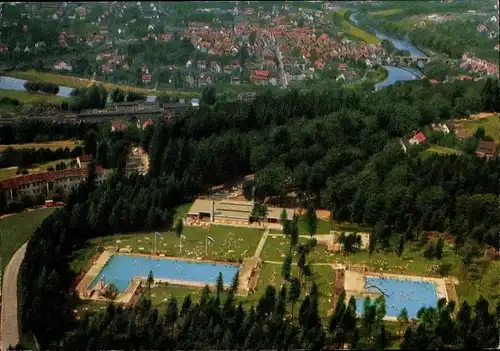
left=4, top=71, right=200, bottom=98
left=334, top=9, right=380, bottom=44
left=0, top=89, right=69, bottom=104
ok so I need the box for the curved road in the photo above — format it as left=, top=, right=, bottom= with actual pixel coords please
left=1, top=242, right=27, bottom=350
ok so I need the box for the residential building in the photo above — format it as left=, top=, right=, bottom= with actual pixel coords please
left=76, top=155, right=93, bottom=169
left=408, top=131, right=427, bottom=145
left=455, top=129, right=474, bottom=140
left=54, top=60, right=73, bottom=71
left=142, top=74, right=152, bottom=83
left=475, top=139, right=498, bottom=159
left=0, top=167, right=105, bottom=201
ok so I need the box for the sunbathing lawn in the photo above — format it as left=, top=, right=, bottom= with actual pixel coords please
left=458, top=115, right=500, bottom=143
left=420, top=144, right=464, bottom=160
left=0, top=140, right=82, bottom=152
left=260, top=235, right=334, bottom=263
left=0, top=89, right=69, bottom=104
left=70, top=224, right=264, bottom=274
left=144, top=263, right=335, bottom=319
left=6, top=71, right=199, bottom=98
left=0, top=158, right=74, bottom=180
left=296, top=216, right=372, bottom=235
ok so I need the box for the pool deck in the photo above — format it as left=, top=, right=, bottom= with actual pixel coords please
left=75, top=249, right=249, bottom=304
left=344, top=270, right=450, bottom=322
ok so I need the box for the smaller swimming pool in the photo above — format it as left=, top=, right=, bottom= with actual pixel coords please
left=89, top=254, right=239, bottom=292
left=356, top=276, right=438, bottom=319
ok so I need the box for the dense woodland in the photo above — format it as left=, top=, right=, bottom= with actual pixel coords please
left=12, top=77, right=500, bottom=349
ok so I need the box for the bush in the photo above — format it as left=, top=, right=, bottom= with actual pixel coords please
left=0, top=96, right=21, bottom=106
left=24, top=81, right=60, bottom=95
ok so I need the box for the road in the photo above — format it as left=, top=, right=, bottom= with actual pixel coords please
left=1, top=242, right=27, bottom=350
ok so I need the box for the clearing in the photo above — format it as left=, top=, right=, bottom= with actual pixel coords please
left=260, top=235, right=334, bottom=263
left=368, top=9, right=403, bottom=17
left=0, top=89, right=68, bottom=104
left=0, top=140, right=81, bottom=152
left=0, top=158, right=74, bottom=180
left=456, top=114, right=499, bottom=143
left=420, top=144, right=464, bottom=160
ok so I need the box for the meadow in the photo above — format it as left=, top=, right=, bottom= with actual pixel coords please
left=0, top=158, right=74, bottom=180
left=0, top=89, right=68, bottom=104
left=335, top=9, right=380, bottom=45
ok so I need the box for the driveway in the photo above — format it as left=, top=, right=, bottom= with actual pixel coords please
left=1, top=242, right=27, bottom=350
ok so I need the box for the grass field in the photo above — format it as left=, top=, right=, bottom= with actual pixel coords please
left=368, top=9, right=403, bottom=17
left=0, top=208, right=54, bottom=275
left=143, top=263, right=335, bottom=319
left=457, top=115, right=500, bottom=143
left=336, top=9, right=380, bottom=44
left=0, top=140, right=82, bottom=152
left=0, top=89, right=69, bottom=104
left=70, top=225, right=264, bottom=274
left=420, top=144, right=464, bottom=160
left=261, top=235, right=333, bottom=263
left=6, top=71, right=199, bottom=98
left=295, top=216, right=372, bottom=235
left=0, top=158, right=74, bottom=180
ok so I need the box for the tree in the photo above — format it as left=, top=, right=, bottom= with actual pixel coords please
left=435, top=237, right=444, bottom=260
left=201, top=86, right=217, bottom=106
left=216, top=272, right=224, bottom=299
left=281, top=253, right=292, bottom=281
left=97, top=141, right=109, bottom=168
left=474, top=127, right=485, bottom=139
left=288, top=277, right=301, bottom=321
left=84, top=129, right=98, bottom=157
left=280, top=208, right=288, bottom=229
left=230, top=270, right=239, bottom=294
left=397, top=308, right=409, bottom=338
left=249, top=31, right=257, bottom=46
left=306, top=205, right=317, bottom=238
left=397, top=234, right=405, bottom=257
left=289, top=218, right=299, bottom=253
left=147, top=270, right=154, bottom=301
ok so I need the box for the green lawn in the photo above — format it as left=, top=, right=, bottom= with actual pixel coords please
left=368, top=9, right=403, bottom=16
left=420, top=144, right=464, bottom=160
left=0, top=158, right=75, bottom=180
left=70, top=224, right=264, bottom=274
left=260, top=235, right=334, bottom=263
left=459, top=115, right=500, bottom=143
left=0, top=140, right=82, bottom=152
left=0, top=89, right=69, bottom=104
left=144, top=263, right=335, bottom=319
left=0, top=208, right=54, bottom=275
left=336, top=9, right=380, bottom=44
left=296, top=216, right=372, bottom=235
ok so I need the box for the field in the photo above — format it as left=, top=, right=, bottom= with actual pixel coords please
left=260, top=235, right=333, bottom=263
left=0, top=208, right=54, bottom=275
left=295, top=216, right=372, bottom=235
left=6, top=71, right=199, bottom=98
left=0, top=89, right=69, bottom=104
left=420, top=144, right=464, bottom=160
left=0, top=140, right=81, bottom=152
left=0, top=158, right=74, bottom=180
left=143, top=263, right=335, bottom=319
left=457, top=115, right=499, bottom=143
left=70, top=225, right=264, bottom=274
left=368, top=9, right=403, bottom=17
left=336, top=9, right=380, bottom=44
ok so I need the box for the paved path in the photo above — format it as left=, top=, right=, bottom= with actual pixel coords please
left=253, top=229, right=270, bottom=258
left=1, top=242, right=27, bottom=350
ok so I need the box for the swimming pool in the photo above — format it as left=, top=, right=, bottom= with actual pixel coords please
left=356, top=276, right=438, bottom=319
left=89, top=254, right=239, bottom=292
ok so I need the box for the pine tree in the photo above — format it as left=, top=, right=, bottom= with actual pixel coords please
left=216, top=272, right=224, bottom=300
left=281, top=253, right=292, bottom=281
left=288, top=277, right=301, bottom=321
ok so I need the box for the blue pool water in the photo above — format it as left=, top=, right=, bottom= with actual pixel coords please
left=89, top=254, right=239, bottom=292
left=356, top=277, right=438, bottom=318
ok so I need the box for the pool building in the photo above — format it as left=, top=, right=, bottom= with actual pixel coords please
left=343, top=270, right=449, bottom=320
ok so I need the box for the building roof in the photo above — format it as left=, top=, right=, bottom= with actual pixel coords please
left=79, top=154, right=93, bottom=162
left=0, top=167, right=104, bottom=190
left=476, top=139, right=497, bottom=155
left=413, top=132, right=427, bottom=142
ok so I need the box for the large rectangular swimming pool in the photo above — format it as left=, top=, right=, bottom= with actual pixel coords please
left=356, top=276, right=438, bottom=319
left=89, top=254, right=239, bottom=292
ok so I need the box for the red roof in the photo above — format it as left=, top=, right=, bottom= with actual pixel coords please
left=430, top=79, right=438, bottom=84
left=142, top=74, right=152, bottom=81
left=79, top=154, right=93, bottom=162
left=319, top=33, right=328, bottom=41
left=0, top=167, right=104, bottom=190
left=142, top=119, right=153, bottom=129
left=252, top=70, right=269, bottom=77
left=414, top=132, right=426, bottom=142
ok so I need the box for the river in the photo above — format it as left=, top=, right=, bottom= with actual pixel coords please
left=349, top=12, right=426, bottom=89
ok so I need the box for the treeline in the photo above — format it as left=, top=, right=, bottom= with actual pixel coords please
left=0, top=145, right=83, bottom=168
left=0, top=119, right=103, bottom=144
left=61, top=84, right=108, bottom=112
left=109, top=88, right=145, bottom=103
left=23, top=81, right=59, bottom=95
left=17, top=77, right=500, bottom=348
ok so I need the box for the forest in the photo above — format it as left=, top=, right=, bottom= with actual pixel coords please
left=10, top=77, right=500, bottom=349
